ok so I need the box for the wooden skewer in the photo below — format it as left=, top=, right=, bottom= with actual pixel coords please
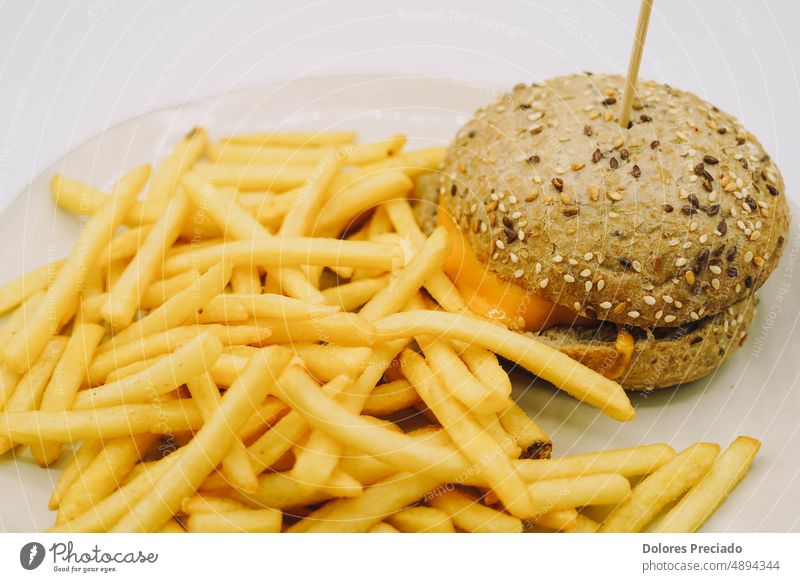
left=619, top=0, right=654, bottom=128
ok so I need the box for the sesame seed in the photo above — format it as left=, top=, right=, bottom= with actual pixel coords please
left=495, top=239, right=505, bottom=250
left=709, top=265, right=722, bottom=275
left=663, top=295, right=674, bottom=303
left=664, top=314, right=677, bottom=323
left=685, top=271, right=696, bottom=285
left=510, top=253, right=519, bottom=264
left=580, top=269, right=592, bottom=277
left=553, top=255, right=563, bottom=263
left=564, top=274, right=575, bottom=283
left=675, top=257, right=688, bottom=267
left=699, top=234, right=708, bottom=244
left=655, top=310, right=663, bottom=319
left=628, top=311, right=641, bottom=319
left=632, top=260, right=642, bottom=273
left=597, top=279, right=605, bottom=291
left=585, top=281, right=593, bottom=292
left=643, top=296, right=656, bottom=306
left=539, top=278, right=549, bottom=289
left=573, top=302, right=581, bottom=311
left=534, top=262, right=541, bottom=273
left=750, top=230, right=761, bottom=241
left=607, top=191, right=622, bottom=201
left=600, top=301, right=612, bottom=309
left=514, top=269, right=524, bottom=279
left=584, top=252, right=594, bottom=261
left=711, top=278, right=721, bottom=290
left=518, top=230, right=526, bottom=241
left=674, top=300, right=683, bottom=308
left=690, top=311, right=700, bottom=321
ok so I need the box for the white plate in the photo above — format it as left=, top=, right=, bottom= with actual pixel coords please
left=0, top=75, right=798, bottom=533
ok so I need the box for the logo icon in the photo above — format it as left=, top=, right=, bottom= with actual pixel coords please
left=20, top=542, right=46, bottom=570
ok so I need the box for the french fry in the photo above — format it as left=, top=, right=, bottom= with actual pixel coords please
left=194, top=161, right=312, bottom=192
left=104, top=225, right=152, bottom=264
left=139, top=127, right=207, bottom=221
left=427, top=489, right=523, bottom=533
left=186, top=371, right=259, bottom=494
left=245, top=375, right=350, bottom=474
left=101, top=189, right=188, bottom=328
left=417, top=337, right=508, bottom=414
left=139, top=270, right=198, bottom=310
left=163, top=237, right=403, bottom=278
left=515, top=444, right=677, bottom=481
left=3, top=166, right=150, bottom=373
left=210, top=135, right=405, bottom=167
left=219, top=293, right=338, bottom=320
left=50, top=450, right=183, bottom=532
left=452, top=340, right=512, bottom=398
left=654, top=436, right=761, bottom=533
left=368, top=522, right=400, bottom=533
left=257, top=313, right=375, bottom=346
left=159, top=519, right=186, bottom=533
left=0, top=261, right=62, bottom=314
left=30, top=323, right=106, bottom=465
left=0, top=337, right=68, bottom=454
left=373, top=311, right=635, bottom=422
left=88, top=324, right=270, bottom=385
left=292, top=344, right=372, bottom=381
left=401, top=350, right=533, bottom=518
left=290, top=472, right=439, bottom=534
left=322, top=275, right=389, bottom=311
left=74, top=332, right=223, bottom=409
left=187, top=508, right=283, bottom=533
left=279, top=153, right=342, bottom=237
left=362, top=379, right=420, bottom=416
left=49, top=440, right=104, bottom=510
left=527, top=473, right=631, bottom=515
left=50, top=174, right=146, bottom=227
left=570, top=514, right=601, bottom=533
left=230, top=468, right=360, bottom=510
left=386, top=506, right=455, bottom=533
left=499, top=402, right=552, bottom=459
left=181, top=495, right=251, bottom=515
left=230, top=266, right=262, bottom=295
left=0, top=400, right=203, bottom=442
left=57, top=434, right=158, bottom=522
left=600, top=443, right=721, bottom=533
left=312, top=170, right=413, bottom=236
left=100, top=260, right=232, bottom=350
left=530, top=509, right=578, bottom=532
left=111, top=347, right=293, bottom=532
left=223, top=130, right=357, bottom=147
left=359, top=226, right=450, bottom=322
left=193, top=295, right=251, bottom=323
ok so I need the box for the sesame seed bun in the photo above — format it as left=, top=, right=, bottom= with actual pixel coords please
left=437, top=73, right=789, bottom=328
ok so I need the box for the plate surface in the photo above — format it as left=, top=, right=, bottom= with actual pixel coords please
left=0, top=75, right=798, bottom=532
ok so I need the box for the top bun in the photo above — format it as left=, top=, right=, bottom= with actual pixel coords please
left=439, top=73, right=789, bottom=327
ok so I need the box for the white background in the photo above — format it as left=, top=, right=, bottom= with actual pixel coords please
left=0, top=0, right=798, bottom=211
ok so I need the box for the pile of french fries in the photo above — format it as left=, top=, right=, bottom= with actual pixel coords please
left=0, top=128, right=759, bottom=533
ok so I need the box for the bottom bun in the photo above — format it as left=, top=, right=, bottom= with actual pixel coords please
left=531, top=297, right=756, bottom=391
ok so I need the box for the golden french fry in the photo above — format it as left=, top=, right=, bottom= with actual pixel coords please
left=163, top=238, right=402, bottom=278
left=427, top=489, right=523, bottom=533
left=57, top=434, right=157, bottom=522
left=279, top=153, right=342, bottom=237
left=111, top=347, right=293, bottom=532
left=0, top=261, right=62, bottom=314
left=230, top=468, right=360, bottom=510
left=374, top=310, right=635, bottom=422
left=49, top=440, right=104, bottom=510
left=368, top=522, right=400, bottom=533
left=88, top=324, right=270, bottom=386
left=181, top=495, right=251, bottom=515
left=290, top=472, right=439, bottom=534
left=570, top=514, right=601, bottom=533
left=531, top=509, right=578, bottom=532
left=452, top=340, right=512, bottom=398
left=322, top=275, right=389, bottom=311
left=30, top=323, right=105, bottom=465
left=401, top=350, right=533, bottom=518
left=223, top=130, right=357, bottom=148
left=0, top=337, right=68, bottom=454
left=74, top=332, right=223, bottom=408
left=102, top=260, right=232, bottom=350
left=50, top=450, right=183, bottom=532
left=50, top=174, right=147, bottom=227
left=139, top=127, right=207, bottom=221
left=230, top=266, right=262, bottom=295
left=257, top=313, right=375, bottom=346
left=386, top=506, right=454, bottom=533
left=159, top=519, right=186, bottom=533
left=186, top=371, right=259, bottom=494
left=654, top=436, right=761, bottom=533
left=187, top=508, right=283, bottom=533
left=600, top=443, right=720, bottom=533
left=221, top=293, right=339, bottom=320
left=498, top=402, right=552, bottom=459
left=101, top=189, right=188, bottom=328
left=417, top=337, right=508, bottom=414
left=139, top=270, right=197, bottom=310
left=527, top=473, right=631, bottom=515
left=515, top=444, right=677, bottom=481
left=313, top=170, right=413, bottom=236
left=292, top=344, right=372, bottom=382
left=104, top=225, right=152, bottom=264
left=3, top=166, right=150, bottom=373
left=194, top=161, right=312, bottom=192
left=0, top=400, right=203, bottom=442
left=362, top=379, right=419, bottom=416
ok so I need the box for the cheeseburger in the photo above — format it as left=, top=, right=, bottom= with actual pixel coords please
left=415, top=73, right=789, bottom=390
